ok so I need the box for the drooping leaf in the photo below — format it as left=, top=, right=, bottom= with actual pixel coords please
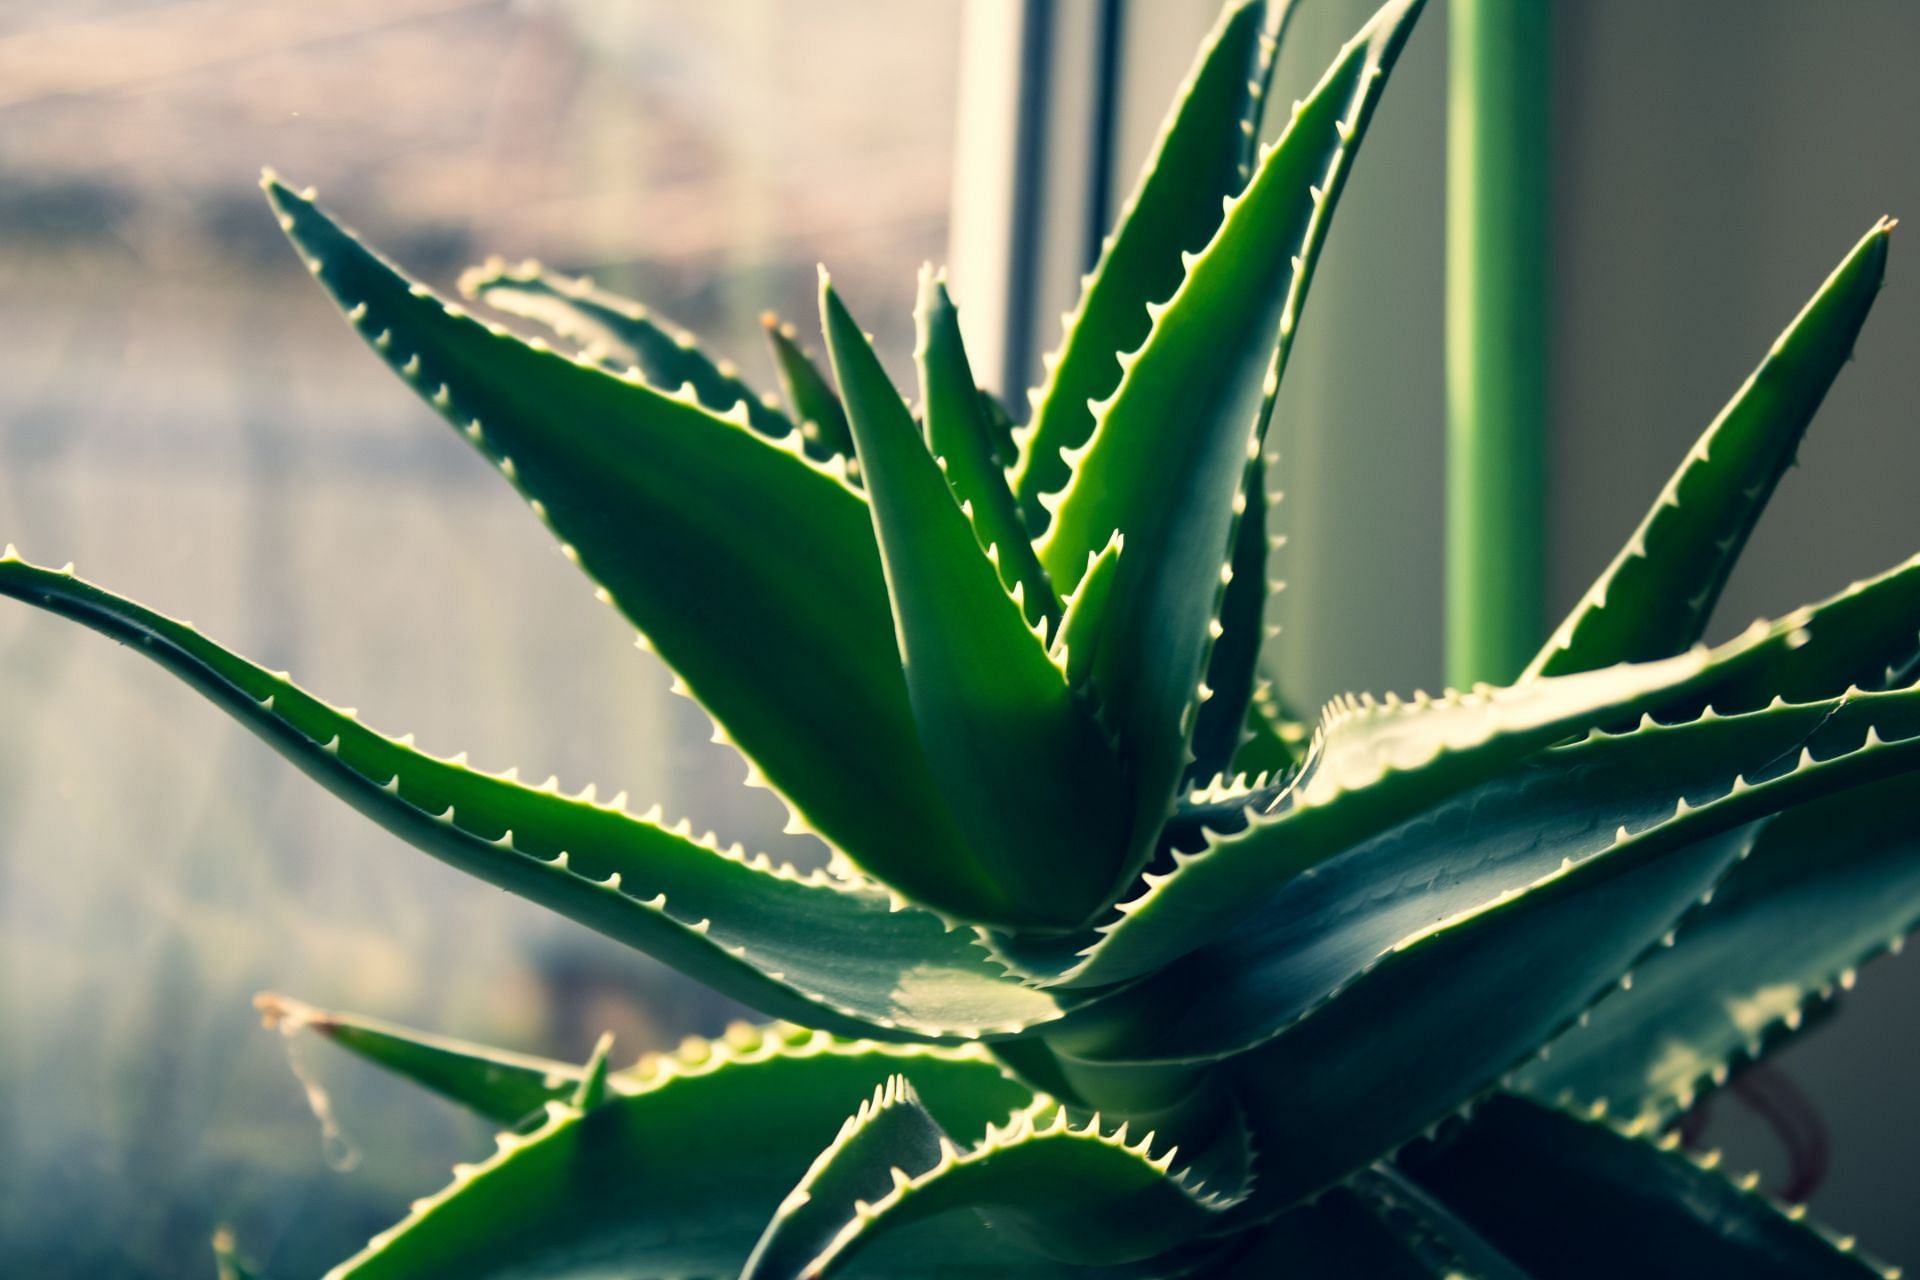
left=324, top=1028, right=1040, bottom=1280
left=0, top=557, right=1082, bottom=1041
left=1527, top=221, right=1893, bottom=679
left=787, top=1102, right=1247, bottom=1279
left=1402, top=1094, right=1891, bottom=1279
left=256, top=993, right=596, bottom=1127
left=762, top=310, right=859, bottom=461
left=917, top=270, right=1060, bottom=632
left=741, top=1075, right=951, bottom=1280
left=1034, top=0, right=1427, bottom=892
left=822, top=279, right=1128, bottom=926
left=1012, top=0, right=1281, bottom=518
left=1052, top=685, right=1920, bottom=1064
left=459, top=258, right=803, bottom=448
left=264, top=176, right=1009, bottom=924
left=1517, top=771, right=1920, bottom=1123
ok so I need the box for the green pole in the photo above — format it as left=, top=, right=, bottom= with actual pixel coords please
left=1445, top=0, right=1549, bottom=688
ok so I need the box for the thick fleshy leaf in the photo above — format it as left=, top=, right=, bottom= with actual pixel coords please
left=1034, top=0, right=1427, bottom=891
left=256, top=993, right=594, bottom=1127
left=822, top=280, right=1128, bottom=926
left=1189, top=450, right=1277, bottom=781
left=1051, top=533, right=1124, bottom=695
left=1403, top=1094, right=1893, bottom=1279
left=1053, top=686, right=1920, bottom=1065
left=973, top=387, right=1020, bottom=473
left=263, top=176, right=1006, bottom=923
left=1527, top=221, right=1893, bottom=679
left=762, top=310, right=858, bottom=462
left=1012, top=0, right=1278, bottom=517
left=323, top=1027, right=1040, bottom=1280
left=1517, top=771, right=1920, bottom=1122
left=917, top=270, right=1060, bottom=632
left=0, top=557, right=1081, bottom=1041
left=742, top=1075, right=950, bottom=1280
left=459, top=258, right=803, bottom=448
left=996, top=638, right=1754, bottom=988
left=790, top=1102, right=1246, bottom=1278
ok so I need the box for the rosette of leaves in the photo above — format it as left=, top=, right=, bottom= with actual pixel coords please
left=5, top=0, right=1917, bottom=1275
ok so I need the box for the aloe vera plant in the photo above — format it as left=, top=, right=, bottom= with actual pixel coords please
left=8, top=0, right=1919, bottom=1274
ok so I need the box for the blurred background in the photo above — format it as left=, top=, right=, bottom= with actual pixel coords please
left=0, top=1, right=1916, bottom=1275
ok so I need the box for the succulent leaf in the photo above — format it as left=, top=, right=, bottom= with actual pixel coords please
left=1034, top=0, right=1426, bottom=895
left=998, top=639, right=1751, bottom=987
left=762, top=310, right=859, bottom=462
left=1402, top=1093, right=1893, bottom=1278
left=741, top=1074, right=951, bottom=1280
left=1012, top=0, right=1279, bottom=518
left=458, top=257, right=805, bottom=449
left=1055, top=684, right=1920, bottom=1065
left=1528, top=220, right=1893, bottom=679
left=255, top=993, right=596, bottom=1127
left=1517, top=770, right=1920, bottom=1123
left=785, top=1100, right=1248, bottom=1278
left=822, top=279, right=1129, bottom=926
left=1189, top=449, right=1277, bottom=781
left=916, top=269, right=1061, bottom=633
left=323, top=1026, right=1037, bottom=1280
left=0, top=556, right=1081, bottom=1040
left=263, top=176, right=1012, bottom=923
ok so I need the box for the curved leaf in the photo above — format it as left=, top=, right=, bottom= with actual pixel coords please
left=917, top=270, right=1059, bottom=632
left=742, top=1075, right=950, bottom=1280
left=0, top=557, right=1081, bottom=1041
left=1528, top=220, right=1893, bottom=679
left=1403, top=1094, right=1892, bottom=1279
left=822, top=280, right=1127, bottom=926
left=459, top=258, right=802, bottom=448
left=324, top=1028, right=1037, bottom=1280
left=1054, top=686, right=1920, bottom=1065
left=1034, top=0, right=1427, bottom=894
left=997, top=641, right=1743, bottom=987
left=264, top=176, right=1004, bottom=923
left=1517, top=771, right=1920, bottom=1122
left=794, top=1102, right=1246, bottom=1278
left=762, top=310, right=858, bottom=462
left=1011, top=0, right=1277, bottom=519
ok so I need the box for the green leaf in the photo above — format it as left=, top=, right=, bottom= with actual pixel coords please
left=973, top=386, right=1021, bottom=473
left=1033, top=0, right=1427, bottom=893
left=1052, top=685, right=1920, bottom=1065
left=1011, top=0, right=1280, bottom=518
left=1516, top=771, right=1920, bottom=1123
left=1050, top=532, right=1124, bottom=695
left=1527, top=220, right=1893, bottom=679
left=256, top=993, right=592, bottom=1127
left=324, top=1028, right=1039, bottom=1280
left=459, top=258, right=803, bottom=448
left=917, top=270, right=1060, bottom=633
left=741, top=1074, right=950, bottom=1280
left=762, top=310, right=859, bottom=462
left=788, top=1102, right=1247, bottom=1278
left=821, top=278, right=1128, bottom=926
left=0, top=556, right=1082, bottom=1041
left=1402, top=1094, right=1892, bottom=1279
left=569, top=1031, right=615, bottom=1110
left=1677, top=549, right=1920, bottom=716
left=1190, top=449, right=1278, bottom=781
left=996, top=638, right=1753, bottom=988
left=262, top=175, right=1007, bottom=924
